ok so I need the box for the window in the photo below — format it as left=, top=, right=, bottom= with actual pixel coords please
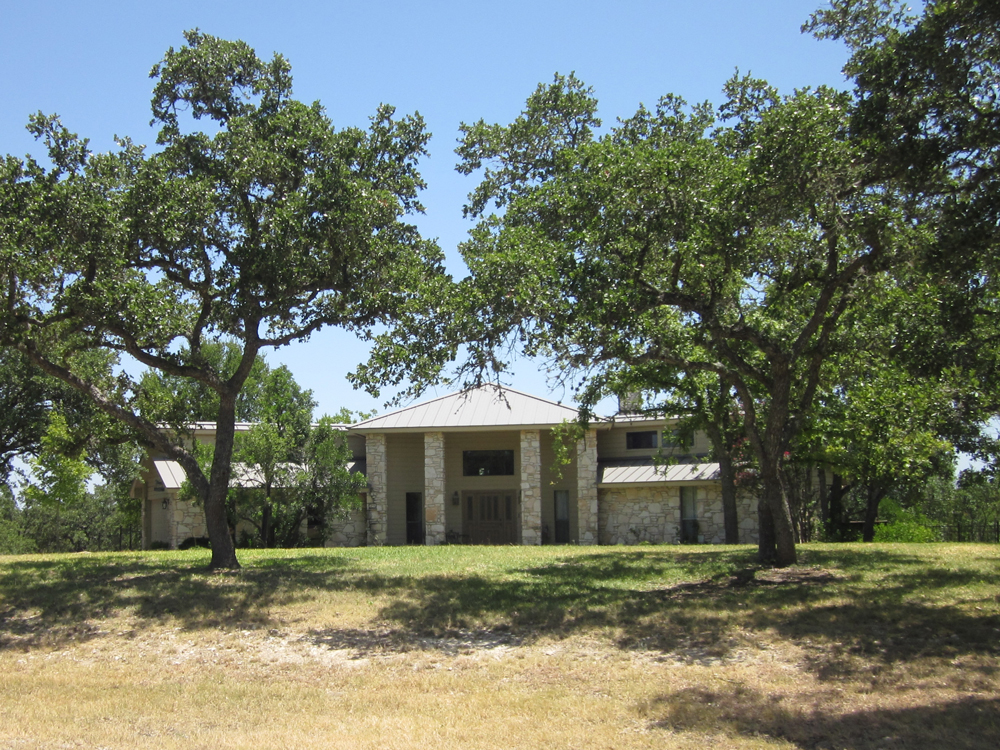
left=463, top=450, right=515, bottom=476
left=680, top=486, right=699, bottom=543
left=661, top=429, right=683, bottom=448
left=626, top=431, right=659, bottom=450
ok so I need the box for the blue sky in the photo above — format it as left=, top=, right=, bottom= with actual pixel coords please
left=1, top=0, right=850, bottom=418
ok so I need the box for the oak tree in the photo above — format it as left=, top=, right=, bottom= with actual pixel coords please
left=358, top=74, right=923, bottom=566
left=0, top=31, right=444, bottom=568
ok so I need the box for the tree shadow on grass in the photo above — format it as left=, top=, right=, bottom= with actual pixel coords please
left=0, top=552, right=414, bottom=649
left=369, top=546, right=1000, bottom=675
left=644, top=685, right=1000, bottom=749
left=2, top=545, right=999, bottom=675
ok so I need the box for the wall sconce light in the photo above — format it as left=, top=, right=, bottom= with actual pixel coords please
left=161, top=497, right=170, bottom=510
left=452, top=491, right=460, bottom=506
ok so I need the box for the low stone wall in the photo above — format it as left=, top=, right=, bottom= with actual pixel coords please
left=598, top=485, right=758, bottom=545
left=167, top=494, right=371, bottom=549
left=326, top=505, right=368, bottom=547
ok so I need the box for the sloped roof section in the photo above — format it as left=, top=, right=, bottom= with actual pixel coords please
left=598, top=462, right=721, bottom=485
left=351, top=385, right=586, bottom=432
left=152, top=460, right=187, bottom=490
left=153, top=460, right=367, bottom=491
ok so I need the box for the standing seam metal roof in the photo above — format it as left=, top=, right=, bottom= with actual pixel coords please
left=598, top=462, right=721, bottom=485
left=350, top=385, right=587, bottom=431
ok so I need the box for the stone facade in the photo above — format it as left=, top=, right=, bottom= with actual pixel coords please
left=366, top=433, right=388, bottom=545
left=157, top=496, right=207, bottom=548
left=326, top=506, right=368, bottom=547
left=423, top=431, right=446, bottom=545
left=519, top=430, right=542, bottom=545
left=598, top=484, right=759, bottom=545
left=576, top=429, right=599, bottom=544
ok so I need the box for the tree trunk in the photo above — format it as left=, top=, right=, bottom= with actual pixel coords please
left=759, top=463, right=797, bottom=567
left=758, top=499, right=776, bottom=565
left=204, top=396, right=241, bottom=570
left=826, top=474, right=850, bottom=540
left=706, top=422, right=740, bottom=544
left=818, top=467, right=829, bottom=530
left=862, top=485, right=886, bottom=542
left=262, top=500, right=273, bottom=548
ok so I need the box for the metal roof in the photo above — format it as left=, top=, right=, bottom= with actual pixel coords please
left=598, top=462, right=721, bottom=486
left=153, top=459, right=366, bottom=491
left=152, top=460, right=188, bottom=490
left=350, top=385, right=588, bottom=432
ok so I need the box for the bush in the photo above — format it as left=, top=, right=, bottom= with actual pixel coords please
left=874, top=500, right=941, bottom=543
left=178, top=536, right=211, bottom=550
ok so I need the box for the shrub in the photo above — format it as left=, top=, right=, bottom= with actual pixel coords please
left=874, top=500, right=941, bottom=543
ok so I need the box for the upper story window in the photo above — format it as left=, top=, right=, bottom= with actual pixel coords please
left=626, top=431, right=659, bottom=450
left=662, top=429, right=683, bottom=448
left=463, top=450, right=515, bottom=476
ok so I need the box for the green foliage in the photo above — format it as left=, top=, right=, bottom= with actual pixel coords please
left=872, top=499, right=941, bottom=543
left=137, top=341, right=272, bottom=426
left=1, top=30, right=445, bottom=567
left=359, top=70, right=926, bottom=567
left=0, top=486, right=35, bottom=555
left=809, top=0, right=1000, bottom=461
left=228, top=363, right=361, bottom=547
left=18, top=484, right=140, bottom=553
left=23, top=412, right=92, bottom=508
left=296, top=416, right=367, bottom=539
left=549, top=420, right=585, bottom=481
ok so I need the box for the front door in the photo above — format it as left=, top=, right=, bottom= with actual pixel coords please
left=463, top=490, right=517, bottom=544
left=406, top=492, right=424, bottom=544
left=554, top=490, right=570, bottom=544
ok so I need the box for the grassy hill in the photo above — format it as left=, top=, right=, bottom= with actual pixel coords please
left=1, top=544, right=998, bottom=748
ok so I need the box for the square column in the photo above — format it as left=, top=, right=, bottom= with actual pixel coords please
left=520, top=430, right=542, bottom=545
left=576, top=428, right=599, bottom=544
left=366, top=433, right=388, bottom=544
left=423, top=431, right=446, bottom=545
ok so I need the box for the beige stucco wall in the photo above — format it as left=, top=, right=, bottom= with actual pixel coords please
left=538, top=430, right=578, bottom=543
left=443, top=432, right=521, bottom=541
left=384, top=433, right=425, bottom=546
left=597, top=425, right=712, bottom=461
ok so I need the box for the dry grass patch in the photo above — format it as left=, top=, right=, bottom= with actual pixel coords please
left=1, top=543, right=998, bottom=748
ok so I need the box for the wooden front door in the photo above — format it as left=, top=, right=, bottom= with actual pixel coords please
left=463, top=491, right=518, bottom=544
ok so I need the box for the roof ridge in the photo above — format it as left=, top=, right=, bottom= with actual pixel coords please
left=350, top=383, right=592, bottom=430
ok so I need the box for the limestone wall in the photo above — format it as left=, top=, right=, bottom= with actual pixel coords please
left=519, top=430, right=542, bottom=545
left=598, top=484, right=759, bottom=545
left=576, top=430, right=599, bottom=545
left=424, top=432, right=446, bottom=545
left=366, top=433, right=388, bottom=545
left=169, top=495, right=208, bottom=547
left=326, top=504, right=368, bottom=547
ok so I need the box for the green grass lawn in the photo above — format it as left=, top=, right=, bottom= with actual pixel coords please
left=1, top=543, right=998, bottom=748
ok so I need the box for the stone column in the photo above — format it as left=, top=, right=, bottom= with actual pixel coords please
left=424, top=431, right=446, bottom=545
left=576, top=428, right=599, bottom=545
left=520, top=430, right=542, bottom=545
left=169, top=500, right=180, bottom=550
left=366, top=433, right=388, bottom=545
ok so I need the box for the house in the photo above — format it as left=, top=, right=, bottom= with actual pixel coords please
left=134, top=385, right=759, bottom=549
